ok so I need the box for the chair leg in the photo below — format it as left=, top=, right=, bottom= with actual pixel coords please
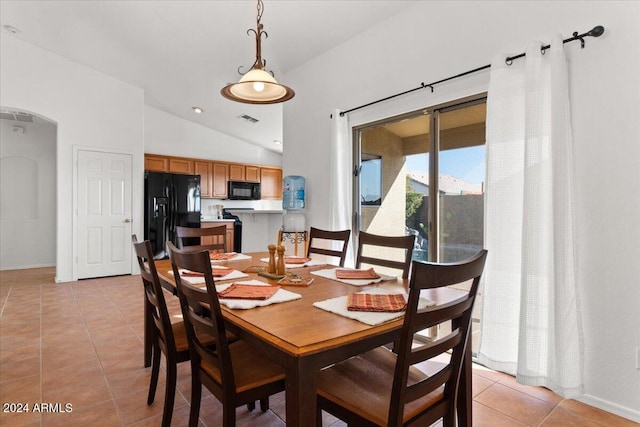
left=161, top=359, right=177, bottom=427
left=316, top=406, right=323, bottom=426
left=188, top=376, right=202, bottom=427
left=247, top=401, right=256, bottom=411
left=147, top=342, right=161, bottom=405
left=222, top=404, right=236, bottom=427
left=259, top=397, right=269, bottom=412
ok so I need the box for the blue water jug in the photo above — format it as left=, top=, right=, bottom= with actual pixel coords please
left=282, top=175, right=305, bottom=210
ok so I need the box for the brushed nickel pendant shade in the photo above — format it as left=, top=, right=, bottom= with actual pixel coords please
left=221, top=0, right=294, bottom=104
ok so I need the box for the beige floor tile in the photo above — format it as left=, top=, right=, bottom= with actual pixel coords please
left=472, top=401, right=530, bottom=427
left=475, top=382, right=558, bottom=425
left=41, top=399, right=121, bottom=427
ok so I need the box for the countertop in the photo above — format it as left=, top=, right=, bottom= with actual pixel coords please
left=226, top=209, right=284, bottom=214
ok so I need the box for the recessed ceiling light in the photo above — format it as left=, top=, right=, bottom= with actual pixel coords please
left=274, top=140, right=282, bottom=145
left=192, top=106, right=203, bottom=114
left=3, top=25, right=20, bottom=35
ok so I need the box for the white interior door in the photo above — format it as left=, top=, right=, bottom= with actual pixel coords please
left=77, top=150, right=132, bottom=279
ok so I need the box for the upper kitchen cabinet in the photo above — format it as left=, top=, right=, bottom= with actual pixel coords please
left=229, top=164, right=261, bottom=183
left=194, top=161, right=213, bottom=198
left=169, top=158, right=194, bottom=174
left=145, top=155, right=169, bottom=172
left=260, top=167, right=283, bottom=200
left=245, top=165, right=260, bottom=183
left=229, top=164, right=245, bottom=182
left=212, top=163, right=229, bottom=198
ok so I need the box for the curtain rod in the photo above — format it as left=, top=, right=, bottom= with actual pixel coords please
left=333, top=25, right=604, bottom=118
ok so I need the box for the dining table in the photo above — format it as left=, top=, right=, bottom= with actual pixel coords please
left=153, top=252, right=472, bottom=427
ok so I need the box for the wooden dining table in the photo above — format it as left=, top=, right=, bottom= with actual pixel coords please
left=153, top=252, right=472, bottom=427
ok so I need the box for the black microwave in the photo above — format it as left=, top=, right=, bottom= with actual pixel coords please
left=228, top=181, right=261, bottom=200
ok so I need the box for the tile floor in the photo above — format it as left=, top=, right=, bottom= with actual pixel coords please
left=0, top=267, right=637, bottom=427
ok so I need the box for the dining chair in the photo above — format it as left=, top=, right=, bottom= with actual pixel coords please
left=306, top=227, right=351, bottom=267
left=316, top=249, right=488, bottom=427
left=355, top=231, right=416, bottom=279
left=176, top=225, right=227, bottom=253
left=167, top=242, right=286, bottom=427
left=132, top=235, right=212, bottom=427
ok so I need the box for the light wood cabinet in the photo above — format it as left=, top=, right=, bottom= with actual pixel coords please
left=169, top=158, right=194, bottom=174
left=145, top=155, right=169, bottom=172
left=260, top=167, right=283, bottom=199
left=144, top=154, right=281, bottom=200
left=212, top=163, right=229, bottom=198
left=201, top=221, right=234, bottom=252
left=229, top=164, right=245, bottom=182
left=194, top=161, right=213, bottom=198
left=246, top=165, right=260, bottom=183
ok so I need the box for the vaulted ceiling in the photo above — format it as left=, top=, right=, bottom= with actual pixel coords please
left=0, top=1, right=415, bottom=153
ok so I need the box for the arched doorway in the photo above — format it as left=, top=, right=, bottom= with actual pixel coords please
left=0, top=108, right=57, bottom=274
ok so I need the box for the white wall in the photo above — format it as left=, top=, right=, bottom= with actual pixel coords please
left=0, top=117, right=56, bottom=269
left=283, top=0, right=640, bottom=421
left=0, top=36, right=145, bottom=282
left=145, top=106, right=282, bottom=167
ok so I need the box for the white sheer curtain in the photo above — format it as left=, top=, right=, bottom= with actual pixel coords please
left=329, top=109, right=354, bottom=266
left=478, top=35, right=583, bottom=398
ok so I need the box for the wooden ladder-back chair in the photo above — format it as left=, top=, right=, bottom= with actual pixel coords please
left=306, top=227, right=351, bottom=267
left=132, top=235, right=202, bottom=427
left=176, top=225, right=227, bottom=253
left=356, top=231, right=416, bottom=279
left=167, top=242, right=286, bottom=427
left=316, top=250, right=488, bottom=427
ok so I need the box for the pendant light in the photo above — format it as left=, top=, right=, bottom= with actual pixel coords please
left=221, top=0, right=294, bottom=104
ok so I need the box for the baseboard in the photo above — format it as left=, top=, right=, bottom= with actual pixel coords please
left=578, top=394, right=640, bottom=423
left=1, top=263, right=55, bottom=271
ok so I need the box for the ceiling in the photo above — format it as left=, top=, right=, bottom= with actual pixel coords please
left=0, top=0, right=415, bottom=153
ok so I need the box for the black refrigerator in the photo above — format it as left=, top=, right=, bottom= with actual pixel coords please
left=144, top=171, right=201, bottom=259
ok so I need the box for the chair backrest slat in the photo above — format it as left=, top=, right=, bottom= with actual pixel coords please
left=306, top=227, right=351, bottom=267
left=356, top=231, right=415, bottom=279
left=388, top=249, right=487, bottom=426
left=176, top=225, right=227, bottom=253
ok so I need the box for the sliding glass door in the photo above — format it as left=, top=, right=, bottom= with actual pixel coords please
left=354, top=94, right=486, bottom=353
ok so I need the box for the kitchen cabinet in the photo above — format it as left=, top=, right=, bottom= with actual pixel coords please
left=144, top=154, right=281, bottom=200
left=194, top=161, right=213, bottom=198
left=169, top=158, right=194, bottom=174
left=246, top=165, right=260, bottom=183
left=212, top=163, right=229, bottom=198
left=229, top=164, right=245, bottom=182
left=260, top=167, right=283, bottom=200
left=229, top=164, right=260, bottom=183
left=201, top=221, right=234, bottom=252
left=145, top=155, right=169, bottom=172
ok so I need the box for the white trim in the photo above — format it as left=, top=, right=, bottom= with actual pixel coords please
left=578, top=394, right=640, bottom=423
left=72, top=145, right=135, bottom=281
left=0, top=263, right=55, bottom=271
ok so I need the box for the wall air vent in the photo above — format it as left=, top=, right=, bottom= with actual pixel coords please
left=238, top=114, right=259, bottom=124
left=0, top=111, right=35, bottom=123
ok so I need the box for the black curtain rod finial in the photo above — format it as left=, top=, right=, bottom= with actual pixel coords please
left=588, top=25, right=605, bottom=37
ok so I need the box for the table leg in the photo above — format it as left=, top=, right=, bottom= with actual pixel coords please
left=285, top=357, right=317, bottom=427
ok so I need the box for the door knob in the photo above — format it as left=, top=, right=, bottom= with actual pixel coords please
left=124, top=218, right=132, bottom=223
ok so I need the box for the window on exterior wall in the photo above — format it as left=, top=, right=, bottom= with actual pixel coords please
left=360, top=154, right=381, bottom=206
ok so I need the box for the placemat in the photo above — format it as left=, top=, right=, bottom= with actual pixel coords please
left=259, top=257, right=325, bottom=269
left=336, top=268, right=380, bottom=280
left=217, top=283, right=280, bottom=300
left=311, top=268, right=396, bottom=286
left=313, top=289, right=433, bottom=326
left=215, top=280, right=302, bottom=309
left=169, top=269, right=249, bottom=285
left=210, top=252, right=252, bottom=262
